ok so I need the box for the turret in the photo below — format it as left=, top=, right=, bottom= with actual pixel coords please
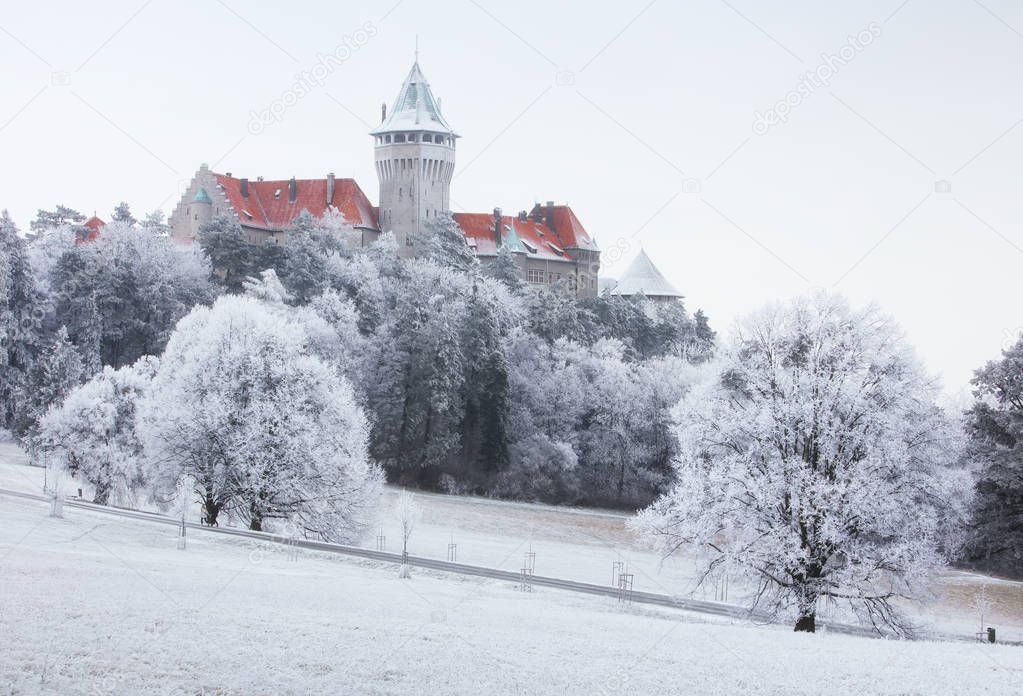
left=187, top=186, right=213, bottom=239
left=371, top=61, right=458, bottom=258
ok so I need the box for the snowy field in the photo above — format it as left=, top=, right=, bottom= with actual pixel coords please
left=2, top=492, right=1022, bottom=696
left=2, top=441, right=1022, bottom=644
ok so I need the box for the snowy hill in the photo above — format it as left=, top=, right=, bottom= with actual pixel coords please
left=3, top=492, right=1022, bottom=695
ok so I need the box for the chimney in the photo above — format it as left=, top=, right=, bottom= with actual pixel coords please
left=518, top=210, right=527, bottom=223
left=225, top=171, right=232, bottom=177
left=493, top=207, right=503, bottom=248
left=381, top=103, right=387, bottom=123
left=545, top=200, right=556, bottom=233
left=326, top=172, right=335, bottom=205
left=240, top=178, right=248, bottom=197
left=288, top=177, right=297, bottom=204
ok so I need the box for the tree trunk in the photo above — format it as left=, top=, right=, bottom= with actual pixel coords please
left=794, top=613, right=816, bottom=633
left=203, top=496, right=221, bottom=526
left=93, top=482, right=111, bottom=505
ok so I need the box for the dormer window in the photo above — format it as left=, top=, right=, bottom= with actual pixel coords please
left=274, top=189, right=281, bottom=200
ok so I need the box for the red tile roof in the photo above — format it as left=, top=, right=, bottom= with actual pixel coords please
left=214, top=174, right=379, bottom=231
left=454, top=205, right=596, bottom=261
left=77, top=216, right=106, bottom=244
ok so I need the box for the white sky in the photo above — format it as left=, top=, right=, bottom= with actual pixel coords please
left=2, top=0, right=1020, bottom=396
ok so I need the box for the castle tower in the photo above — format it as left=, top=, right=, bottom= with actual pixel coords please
left=371, top=61, right=458, bottom=257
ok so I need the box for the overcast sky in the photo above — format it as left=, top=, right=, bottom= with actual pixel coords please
left=2, top=0, right=1020, bottom=396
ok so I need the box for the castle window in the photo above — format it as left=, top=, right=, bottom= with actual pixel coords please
left=395, top=134, right=406, bottom=143
left=527, top=269, right=545, bottom=284
left=409, top=133, right=418, bottom=142
left=385, top=135, right=391, bottom=143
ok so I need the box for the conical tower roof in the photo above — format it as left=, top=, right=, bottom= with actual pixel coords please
left=610, top=250, right=682, bottom=298
left=371, top=61, right=457, bottom=136
left=503, top=220, right=527, bottom=254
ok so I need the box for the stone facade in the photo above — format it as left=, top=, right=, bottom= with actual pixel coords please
left=168, top=61, right=600, bottom=297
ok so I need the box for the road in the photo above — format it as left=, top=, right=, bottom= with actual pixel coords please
left=0, top=487, right=943, bottom=641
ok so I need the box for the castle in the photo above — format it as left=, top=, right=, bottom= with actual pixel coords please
left=169, top=61, right=601, bottom=297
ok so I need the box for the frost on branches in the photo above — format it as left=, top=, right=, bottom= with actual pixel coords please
left=637, top=293, right=971, bottom=636
left=35, top=357, right=158, bottom=505
left=137, top=295, right=382, bottom=542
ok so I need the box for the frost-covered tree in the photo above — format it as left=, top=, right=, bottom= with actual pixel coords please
left=413, top=211, right=476, bottom=271
left=138, top=295, right=381, bottom=539
left=50, top=222, right=214, bottom=368
left=363, top=261, right=467, bottom=484
left=36, top=357, right=158, bottom=505
left=395, top=488, right=421, bottom=578
left=30, top=204, right=85, bottom=234
left=13, top=326, right=85, bottom=443
left=198, top=215, right=286, bottom=294
left=141, top=210, right=169, bottom=236
left=110, top=202, right=136, bottom=226
left=0, top=210, right=49, bottom=429
left=484, top=244, right=525, bottom=292
left=637, top=293, right=970, bottom=635
left=963, top=336, right=1023, bottom=577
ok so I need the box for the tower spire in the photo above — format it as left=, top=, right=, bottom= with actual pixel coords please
left=415, top=35, right=419, bottom=63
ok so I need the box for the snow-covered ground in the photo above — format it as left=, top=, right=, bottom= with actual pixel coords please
left=2, top=492, right=1021, bottom=696
left=3, top=440, right=1022, bottom=643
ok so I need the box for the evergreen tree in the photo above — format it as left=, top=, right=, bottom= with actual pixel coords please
left=478, top=348, right=510, bottom=473
left=110, top=202, right=136, bottom=226
left=51, top=222, right=213, bottom=368
left=485, top=244, right=524, bottom=292
left=199, top=214, right=255, bottom=293
left=14, top=326, right=85, bottom=444
left=30, top=204, right=85, bottom=234
left=413, top=211, right=476, bottom=271
left=0, top=210, right=49, bottom=429
left=963, top=337, right=1023, bottom=577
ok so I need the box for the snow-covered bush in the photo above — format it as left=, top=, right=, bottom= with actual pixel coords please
left=637, top=292, right=972, bottom=636
left=138, top=294, right=382, bottom=541
left=35, top=356, right=158, bottom=505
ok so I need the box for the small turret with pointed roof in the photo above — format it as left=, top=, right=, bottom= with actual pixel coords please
left=611, top=249, right=683, bottom=301
left=373, top=58, right=458, bottom=258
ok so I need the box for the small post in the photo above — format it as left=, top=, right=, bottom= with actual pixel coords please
left=177, top=515, right=186, bottom=550
left=524, top=546, right=536, bottom=574
left=446, top=538, right=457, bottom=563
left=376, top=530, right=386, bottom=552
left=287, top=538, right=299, bottom=563
left=49, top=492, right=63, bottom=519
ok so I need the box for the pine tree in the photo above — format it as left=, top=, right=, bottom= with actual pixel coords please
left=199, top=214, right=255, bottom=293
left=478, top=349, right=510, bottom=472
left=0, top=210, right=49, bottom=429
left=30, top=205, right=85, bottom=234
left=963, top=336, right=1023, bottom=577
left=110, top=202, right=136, bottom=226
left=15, top=326, right=85, bottom=444
left=413, top=211, right=476, bottom=271
left=485, top=244, right=524, bottom=291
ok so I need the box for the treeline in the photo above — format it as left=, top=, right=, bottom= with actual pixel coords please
left=198, top=210, right=715, bottom=508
